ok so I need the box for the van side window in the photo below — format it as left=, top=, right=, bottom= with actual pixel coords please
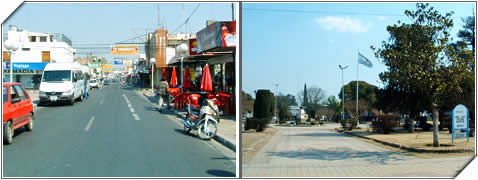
left=13, top=85, right=28, bottom=101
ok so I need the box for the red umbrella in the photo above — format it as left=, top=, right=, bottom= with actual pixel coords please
left=183, top=67, right=192, bottom=90
left=200, top=64, right=213, bottom=92
left=170, top=67, right=177, bottom=87
left=162, top=68, right=167, bottom=80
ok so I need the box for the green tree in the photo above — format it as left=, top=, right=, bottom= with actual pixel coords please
left=327, top=96, right=342, bottom=121
left=457, top=15, right=475, bottom=52
left=276, top=93, right=292, bottom=122
left=298, top=86, right=326, bottom=118
left=241, top=91, right=254, bottom=116
left=371, top=3, right=471, bottom=147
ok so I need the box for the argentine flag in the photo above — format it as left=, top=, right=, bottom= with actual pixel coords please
left=358, top=52, right=373, bottom=68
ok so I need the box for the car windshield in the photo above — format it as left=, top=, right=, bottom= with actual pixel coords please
left=3, top=87, right=7, bottom=103
left=42, top=70, right=71, bottom=82
left=90, top=80, right=97, bottom=83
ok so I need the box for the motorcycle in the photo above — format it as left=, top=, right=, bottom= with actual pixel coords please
left=181, top=95, right=220, bottom=140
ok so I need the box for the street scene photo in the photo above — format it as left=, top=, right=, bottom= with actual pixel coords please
left=242, top=2, right=475, bottom=177
left=2, top=2, right=237, bottom=177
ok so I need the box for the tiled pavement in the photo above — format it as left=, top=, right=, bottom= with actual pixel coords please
left=242, top=124, right=473, bottom=177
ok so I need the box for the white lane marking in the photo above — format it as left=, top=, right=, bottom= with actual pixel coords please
left=85, top=116, right=95, bottom=132
left=132, top=113, right=140, bottom=120
left=128, top=104, right=132, bottom=108
left=129, top=107, right=135, bottom=113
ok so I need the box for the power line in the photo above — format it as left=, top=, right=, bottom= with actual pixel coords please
left=173, top=4, right=201, bottom=33
left=243, top=8, right=406, bottom=17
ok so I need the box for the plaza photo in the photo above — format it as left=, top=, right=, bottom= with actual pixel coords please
left=241, top=2, right=475, bottom=177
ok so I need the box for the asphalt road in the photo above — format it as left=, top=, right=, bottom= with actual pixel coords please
left=2, top=81, right=236, bottom=177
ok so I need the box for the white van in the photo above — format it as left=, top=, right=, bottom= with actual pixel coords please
left=39, top=63, right=85, bottom=105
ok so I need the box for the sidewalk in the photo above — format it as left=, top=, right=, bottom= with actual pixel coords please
left=138, top=91, right=236, bottom=152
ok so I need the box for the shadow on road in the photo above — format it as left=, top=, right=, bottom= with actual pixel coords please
left=266, top=147, right=411, bottom=165
left=211, top=156, right=236, bottom=161
left=206, top=170, right=235, bottom=177
left=289, top=132, right=346, bottom=137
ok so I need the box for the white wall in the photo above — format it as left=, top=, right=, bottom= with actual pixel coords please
left=6, top=28, right=75, bottom=63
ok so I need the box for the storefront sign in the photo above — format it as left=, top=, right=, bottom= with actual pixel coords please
left=197, top=21, right=236, bottom=53
left=2, top=62, right=48, bottom=70
left=189, top=38, right=198, bottom=55
left=88, top=63, right=101, bottom=68
left=101, top=64, right=113, bottom=72
left=156, top=30, right=168, bottom=67
left=452, top=104, right=469, bottom=143
left=114, top=58, right=123, bottom=65
left=3, top=69, right=36, bottom=74
left=111, top=45, right=139, bottom=55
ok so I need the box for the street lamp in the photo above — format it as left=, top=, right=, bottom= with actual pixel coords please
left=339, top=65, right=349, bottom=121
left=4, top=40, right=20, bottom=83
left=176, top=43, right=189, bottom=92
left=150, top=58, right=156, bottom=92
left=273, top=83, right=279, bottom=124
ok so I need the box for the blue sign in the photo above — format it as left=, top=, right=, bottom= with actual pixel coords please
left=2, top=62, right=48, bottom=70
left=114, top=59, right=123, bottom=65
left=452, top=104, right=469, bottom=143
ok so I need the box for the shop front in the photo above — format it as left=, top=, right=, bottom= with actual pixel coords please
left=3, top=62, right=48, bottom=89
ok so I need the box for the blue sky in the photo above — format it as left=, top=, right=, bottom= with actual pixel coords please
left=243, top=2, right=475, bottom=100
left=3, top=2, right=235, bottom=62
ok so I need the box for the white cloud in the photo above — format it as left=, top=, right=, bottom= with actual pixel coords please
left=377, top=16, right=386, bottom=21
left=315, top=16, right=370, bottom=33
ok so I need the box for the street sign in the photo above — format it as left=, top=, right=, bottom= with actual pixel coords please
left=452, top=104, right=469, bottom=143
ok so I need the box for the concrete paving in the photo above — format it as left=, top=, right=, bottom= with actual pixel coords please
left=242, top=123, right=473, bottom=177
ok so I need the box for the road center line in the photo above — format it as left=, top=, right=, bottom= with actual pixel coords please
left=129, top=107, right=135, bottom=113
left=128, top=104, right=132, bottom=108
left=132, top=113, right=140, bottom=120
left=85, top=116, right=95, bottom=132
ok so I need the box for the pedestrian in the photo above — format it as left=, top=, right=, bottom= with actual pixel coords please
left=83, top=73, right=89, bottom=99
left=158, top=76, right=170, bottom=112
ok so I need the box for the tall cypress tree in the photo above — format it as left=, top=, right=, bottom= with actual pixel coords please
left=303, top=83, right=308, bottom=107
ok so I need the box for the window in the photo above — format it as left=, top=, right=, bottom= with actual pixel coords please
left=22, top=48, right=30, bottom=51
left=30, top=36, right=36, bottom=42
left=40, top=36, right=47, bottom=42
left=3, top=87, right=8, bottom=103
left=13, top=85, right=28, bottom=101
left=42, top=70, right=71, bottom=82
left=9, top=86, right=19, bottom=103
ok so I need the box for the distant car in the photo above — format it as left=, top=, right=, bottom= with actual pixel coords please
left=89, top=79, right=99, bottom=89
left=103, top=80, right=109, bottom=85
left=3, top=83, right=34, bottom=144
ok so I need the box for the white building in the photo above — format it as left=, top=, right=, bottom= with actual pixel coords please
left=2, top=25, right=76, bottom=89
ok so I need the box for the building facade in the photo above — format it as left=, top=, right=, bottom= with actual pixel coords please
left=2, top=25, right=76, bottom=89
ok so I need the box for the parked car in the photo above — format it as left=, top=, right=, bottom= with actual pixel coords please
left=103, top=80, right=109, bottom=85
left=89, top=79, right=99, bottom=89
left=3, top=83, right=34, bottom=144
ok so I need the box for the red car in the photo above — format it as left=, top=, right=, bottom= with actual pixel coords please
left=3, top=82, right=34, bottom=144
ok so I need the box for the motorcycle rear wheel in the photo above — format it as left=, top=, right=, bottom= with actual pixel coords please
left=198, top=120, right=217, bottom=140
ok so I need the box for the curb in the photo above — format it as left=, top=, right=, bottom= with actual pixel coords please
left=141, top=93, right=236, bottom=152
left=336, top=128, right=474, bottom=153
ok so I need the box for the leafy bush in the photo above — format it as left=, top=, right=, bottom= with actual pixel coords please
left=340, top=118, right=358, bottom=131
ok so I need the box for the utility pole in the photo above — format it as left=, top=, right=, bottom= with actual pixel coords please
left=232, top=3, right=235, bottom=21
left=273, top=83, right=279, bottom=124
left=339, top=65, right=349, bottom=121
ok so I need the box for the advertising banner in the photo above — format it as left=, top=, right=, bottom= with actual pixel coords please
left=101, top=64, right=113, bottom=72
left=114, top=58, right=123, bottom=65
left=189, top=38, right=198, bottom=56
left=111, top=45, right=139, bottom=55
left=197, top=21, right=236, bottom=53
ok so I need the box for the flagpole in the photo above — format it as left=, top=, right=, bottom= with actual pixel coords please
left=357, top=50, right=359, bottom=120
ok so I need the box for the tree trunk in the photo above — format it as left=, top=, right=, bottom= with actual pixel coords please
left=408, top=114, right=414, bottom=133
left=432, top=103, right=440, bottom=147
